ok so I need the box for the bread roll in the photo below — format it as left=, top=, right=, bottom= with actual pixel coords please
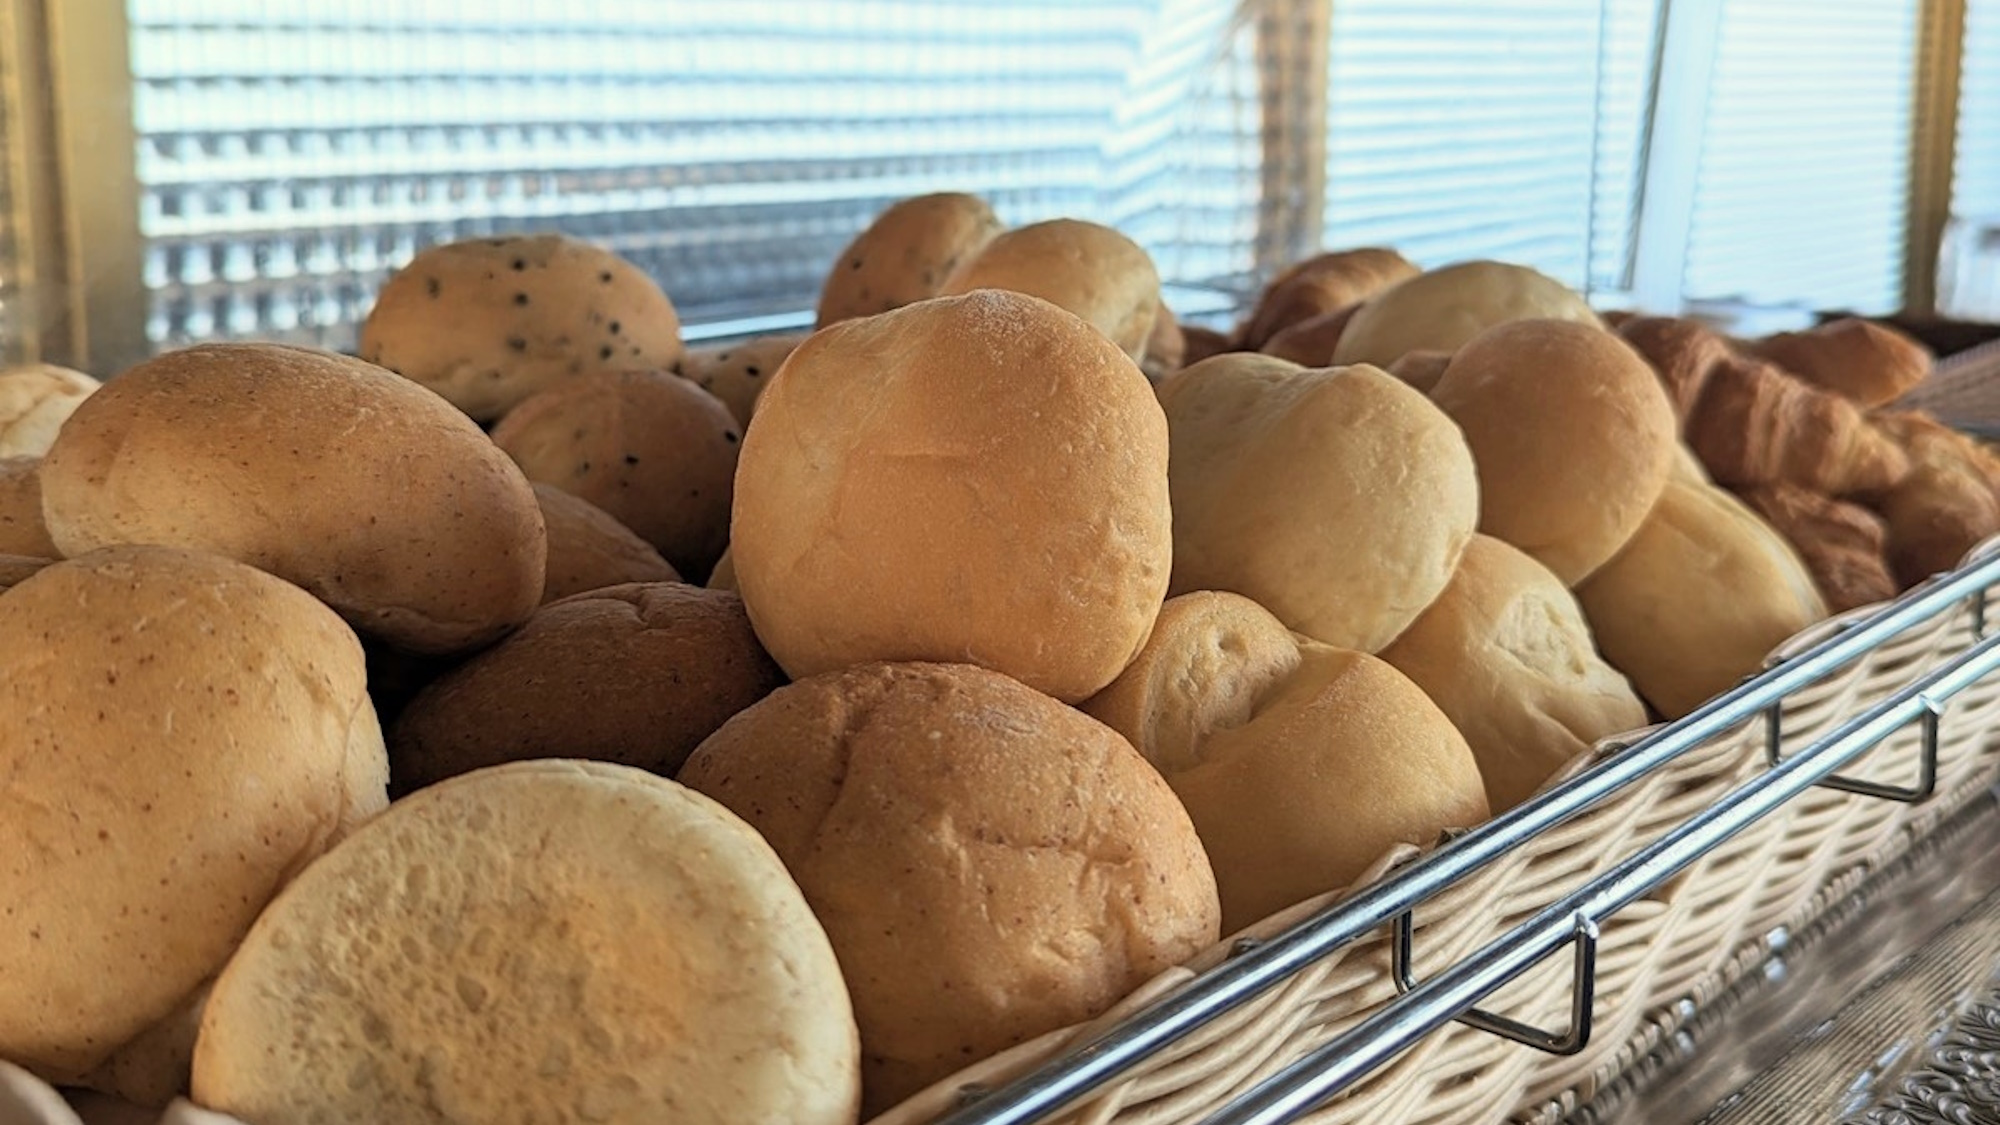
left=732, top=290, right=1171, bottom=703
left=1578, top=480, right=1826, bottom=718
left=192, top=760, right=860, bottom=1125
left=360, top=234, right=685, bottom=422
left=1745, top=319, right=1929, bottom=408
left=1181, top=324, right=1234, bottom=367
left=390, top=583, right=785, bottom=794
left=1159, top=353, right=1478, bottom=652
left=531, top=483, right=678, bottom=604
left=1871, top=412, right=2000, bottom=585
left=0, top=552, right=50, bottom=590
left=1332, top=260, right=1602, bottom=368
left=1141, top=307, right=1187, bottom=382
left=681, top=332, right=806, bottom=426
left=1082, top=592, right=1488, bottom=930
left=492, top=369, right=738, bottom=582
left=1386, top=349, right=1453, bottom=395
left=706, top=545, right=737, bottom=592
left=0, top=546, right=387, bottom=1090
left=0, top=363, right=99, bottom=457
left=1379, top=536, right=1645, bottom=812
left=817, top=193, right=1004, bottom=328
left=679, top=662, right=1219, bottom=1113
left=1735, top=483, right=1897, bottom=612
left=1431, top=319, right=1678, bottom=585
left=1670, top=441, right=1712, bottom=484
left=0, top=455, right=55, bottom=557
left=939, top=219, right=1162, bottom=362
left=1241, top=247, right=1418, bottom=349
left=1260, top=304, right=1359, bottom=367
left=40, top=344, right=546, bottom=654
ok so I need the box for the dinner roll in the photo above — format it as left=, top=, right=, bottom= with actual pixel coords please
left=1082, top=592, right=1488, bottom=931
left=679, top=662, right=1219, bottom=1113
left=0, top=547, right=387, bottom=1091
left=531, top=483, right=678, bottom=604
left=1158, top=353, right=1478, bottom=652
left=0, top=363, right=99, bottom=457
left=939, top=219, right=1162, bottom=362
left=1260, top=305, right=1359, bottom=367
left=1379, top=536, right=1645, bottom=813
left=192, top=760, right=860, bottom=1125
left=1241, top=247, right=1418, bottom=348
left=1578, top=480, right=1826, bottom=718
left=390, top=583, right=785, bottom=794
left=1332, top=260, right=1602, bottom=367
left=1141, top=307, right=1187, bottom=382
left=732, top=290, right=1171, bottom=703
left=681, top=332, right=806, bottom=426
left=0, top=552, right=49, bottom=590
left=40, top=344, right=546, bottom=654
left=706, top=545, right=737, bottom=592
left=817, top=193, right=1004, bottom=327
left=1386, top=349, right=1453, bottom=395
left=0, top=456, right=55, bottom=557
left=360, top=234, right=685, bottom=422
left=1431, top=319, right=1677, bottom=585
left=492, top=369, right=739, bottom=582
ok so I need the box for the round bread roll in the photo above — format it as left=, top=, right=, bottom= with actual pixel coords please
left=191, top=760, right=861, bottom=1125
left=1181, top=324, right=1234, bottom=368
left=1260, top=304, right=1359, bottom=367
left=492, top=369, right=738, bottom=582
left=1385, top=349, right=1453, bottom=395
left=40, top=344, right=546, bottom=654
left=0, top=455, right=56, bottom=557
left=360, top=234, right=685, bottom=423
left=390, top=583, right=785, bottom=794
left=1158, top=353, right=1478, bottom=652
left=939, top=219, right=1162, bottom=362
left=531, top=483, right=678, bottom=604
left=1140, top=307, right=1187, bottom=382
left=1431, top=320, right=1678, bottom=585
left=0, top=363, right=99, bottom=457
left=1379, top=536, right=1646, bottom=813
left=706, top=544, right=737, bottom=592
left=1578, top=480, right=1826, bottom=719
left=0, top=552, right=50, bottom=590
left=679, top=662, right=1219, bottom=1113
left=817, top=193, right=1004, bottom=328
left=0, top=546, right=388, bottom=1089
left=681, top=332, right=806, bottom=426
left=1241, top=247, right=1419, bottom=349
left=732, top=290, right=1171, bottom=702
left=1332, top=260, right=1603, bottom=368
left=1744, top=319, right=1929, bottom=408
left=1081, top=592, right=1488, bottom=931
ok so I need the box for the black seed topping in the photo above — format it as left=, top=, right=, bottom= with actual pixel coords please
left=608, top=320, right=620, bottom=334
left=623, top=454, right=639, bottom=465
left=723, top=431, right=738, bottom=444
left=631, top=346, right=642, bottom=356
left=579, top=461, right=592, bottom=473
left=425, top=277, right=441, bottom=298
left=745, top=365, right=761, bottom=377
left=514, top=293, right=529, bottom=306
left=599, top=345, right=614, bottom=360
left=849, top=258, right=863, bottom=270
left=506, top=337, right=527, bottom=351
left=599, top=271, right=614, bottom=283
left=511, top=258, right=527, bottom=271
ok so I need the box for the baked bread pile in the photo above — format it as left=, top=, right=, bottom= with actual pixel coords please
left=5, top=197, right=1992, bottom=1125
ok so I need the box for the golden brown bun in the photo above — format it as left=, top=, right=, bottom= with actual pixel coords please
left=681, top=332, right=807, bottom=426
left=40, top=345, right=546, bottom=654
left=1745, top=319, right=1930, bottom=408
left=816, top=193, right=1004, bottom=327
left=1870, top=412, right=2000, bottom=584
left=1081, top=592, right=1489, bottom=930
left=389, top=583, right=784, bottom=794
left=939, top=219, right=1162, bottom=362
left=705, top=544, right=737, bottom=591
left=1690, top=356, right=1911, bottom=497
left=1332, top=260, right=1602, bottom=367
left=192, top=760, right=860, bottom=1125
left=1432, top=319, right=1678, bottom=585
left=679, top=662, right=1219, bottom=1114
left=1385, top=349, right=1453, bottom=395
left=531, top=483, right=678, bottom=604
left=1670, top=440, right=1713, bottom=484
left=1578, top=481, right=1827, bottom=718
left=1140, top=307, right=1187, bottom=381
left=1735, top=483, right=1898, bottom=612
left=0, top=455, right=55, bottom=557
left=1159, top=353, right=1478, bottom=652
left=0, top=552, right=50, bottom=590
left=1615, top=315, right=1732, bottom=422
left=1241, top=248, right=1418, bottom=349
left=1379, top=536, right=1645, bottom=812
left=733, top=290, right=1170, bottom=703
left=1180, top=324, right=1234, bottom=367
left=0, top=546, right=387, bottom=1090
left=1259, top=304, right=1359, bottom=367
left=359, top=234, right=685, bottom=423
left=0, top=364, right=99, bottom=457
left=492, top=369, right=738, bottom=582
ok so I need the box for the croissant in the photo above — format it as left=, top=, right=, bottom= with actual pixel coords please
left=1734, top=483, right=1898, bottom=611
left=1743, top=319, right=1931, bottom=408
left=1869, top=411, right=2000, bottom=584
left=1616, top=317, right=1910, bottom=497
left=1238, top=247, right=1418, bottom=348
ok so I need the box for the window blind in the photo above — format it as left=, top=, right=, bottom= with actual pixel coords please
left=1320, top=0, right=1661, bottom=297
left=1680, top=0, right=1920, bottom=314
left=127, top=0, right=1261, bottom=353
left=1954, top=0, right=2000, bottom=220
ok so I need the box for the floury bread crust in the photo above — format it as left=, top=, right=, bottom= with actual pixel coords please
left=816, top=193, right=1003, bottom=328
left=0, top=456, right=56, bottom=557
left=360, top=234, right=685, bottom=423
left=939, top=219, right=1163, bottom=362
left=730, top=290, right=1172, bottom=703
left=192, top=761, right=861, bottom=1125
left=0, top=547, right=387, bottom=1090
left=38, top=344, right=547, bottom=654
left=679, top=662, right=1220, bottom=1115
left=0, top=363, right=100, bottom=458
left=1157, top=353, right=1478, bottom=653
left=1331, top=260, right=1602, bottom=368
